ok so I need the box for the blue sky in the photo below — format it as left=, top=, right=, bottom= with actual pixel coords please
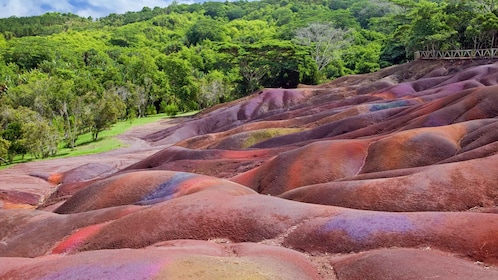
left=0, top=0, right=218, bottom=19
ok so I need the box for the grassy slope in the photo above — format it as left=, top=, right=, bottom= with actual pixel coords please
left=1, top=112, right=196, bottom=169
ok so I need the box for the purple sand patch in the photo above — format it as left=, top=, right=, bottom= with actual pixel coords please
left=39, top=261, right=164, bottom=280
left=390, top=84, right=416, bottom=97
left=369, top=100, right=411, bottom=112
left=323, top=213, right=415, bottom=241
left=423, top=113, right=449, bottom=127
left=136, top=173, right=195, bottom=205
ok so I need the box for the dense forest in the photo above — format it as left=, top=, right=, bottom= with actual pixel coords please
left=0, top=0, right=497, bottom=162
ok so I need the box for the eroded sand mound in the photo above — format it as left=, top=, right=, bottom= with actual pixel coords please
left=1, top=59, right=498, bottom=279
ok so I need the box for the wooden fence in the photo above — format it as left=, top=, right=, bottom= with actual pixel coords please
left=414, top=49, right=498, bottom=60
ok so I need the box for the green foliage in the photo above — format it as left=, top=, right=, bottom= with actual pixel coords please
left=158, top=55, right=199, bottom=111
left=236, top=41, right=318, bottom=90
left=343, top=42, right=382, bottom=74
left=23, top=116, right=59, bottom=158
left=465, top=12, right=498, bottom=48
left=203, top=2, right=228, bottom=19
left=294, top=22, right=352, bottom=72
left=2, top=121, right=27, bottom=161
left=0, top=0, right=494, bottom=160
left=406, top=0, right=458, bottom=51
left=162, top=103, right=179, bottom=116
left=0, top=12, right=92, bottom=37
left=198, top=70, right=233, bottom=108
left=2, top=37, right=56, bottom=70
left=227, top=6, right=247, bottom=20
left=89, top=90, right=126, bottom=141
left=0, top=137, right=9, bottom=164
left=186, top=18, right=227, bottom=45
left=0, top=106, right=58, bottom=160
left=226, top=19, right=277, bottom=44
left=350, top=0, right=399, bottom=29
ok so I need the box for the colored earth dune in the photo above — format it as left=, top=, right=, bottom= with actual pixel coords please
left=1, top=59, right=498, bottom=279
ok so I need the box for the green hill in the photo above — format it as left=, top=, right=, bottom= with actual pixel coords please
left=0, top=0, right=496, bottom=162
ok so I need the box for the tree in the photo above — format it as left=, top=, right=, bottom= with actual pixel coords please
left=350, top=0, right=399, bottom=28
left=271, top=7, right=294, bottom=26
left=0, top=106, right=58, bottom=159
left=237, top=41, right=318, bottom=91
left=157, top=55, right=199, bottom=111
left=1, top=121, right=27, bottom=161
left=86, top=90, right=126, bottom=141
left=465, top=12, right=498, bottom=48
left=198, top=70, right=232, bottom=108
left=294, top=22, right=352, bottom=72
left=23, top=116, right=59, bottom=158
left=226, top=6, right=246, bottom=20
left=343, top=42, right=382, bottom=74
left=239, top=58, right=269, bottom=93
left=444, top=0, right=480, bottom=49
left=329, top=8, right=360, bottom=29
left=476, top=0, right=497, bottom=13
left=2, top=0, right=498, bottom=157
left=6, top=73, right=82, bottom=148
left=405, top=1, right=458, bottom=52
left=226, top=19, right=278, bottom=44
left=203, top=1, right=228, bottom=18
left=0, top=137, right=9, bottom=165
left=3, top=37, right=56, bottom=70
left=186, top=18, right=227, bottom=45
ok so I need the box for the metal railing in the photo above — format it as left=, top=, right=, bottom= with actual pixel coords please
left=414, top=48, right=498, bottom=60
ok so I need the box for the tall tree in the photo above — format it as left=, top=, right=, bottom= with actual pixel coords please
left=476, top=0, right=497, bottom=12
left=465, top=12, right=498, bottom=48
left=86, top=90, right=126, bottom=141
left=294, top=23, right=352, bottom=72
left=198, top=70, right=233, bottom=108
left=406, top=0, right=458, bottom=51
left=0, top=106, right=58, bottom=159
left=0, top=137, right=9, bottom=165
left=186, top=18, right=227, bottom=45
left=157, top=55, right=199, bottom=111
left=237, top=41, right=318, bottom=90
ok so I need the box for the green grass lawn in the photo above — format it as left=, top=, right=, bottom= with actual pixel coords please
left=0, top=111, right=197, bottom=169
left=56, top=113, right=171, bottom=158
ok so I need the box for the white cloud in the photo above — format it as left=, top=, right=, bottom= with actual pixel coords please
left=0, top=0, right=41, bottom=18
left=87, top=0, right=206, bottom=15
left=47, top=0, right=74, bottom=11
left=0, top=0, right=76, bottom=18
left=83, top=0, right=170, bottom=16
left=0, top=0, right=213, bottom=19
left=74, top=8, right=102, bottom=18
left=87, top=0, right=163, bottom=11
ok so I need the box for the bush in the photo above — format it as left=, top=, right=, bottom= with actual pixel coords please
left=163, top=103, right=179, bottom=116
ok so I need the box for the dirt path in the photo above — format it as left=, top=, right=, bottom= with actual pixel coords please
left=0, top=117, right=182, bottom=204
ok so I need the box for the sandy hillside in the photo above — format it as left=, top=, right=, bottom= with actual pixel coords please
left=1, top=59, right=498, bottom=279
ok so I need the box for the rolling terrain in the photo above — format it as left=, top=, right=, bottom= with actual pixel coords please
left=1, top=59, right=498, bottom=279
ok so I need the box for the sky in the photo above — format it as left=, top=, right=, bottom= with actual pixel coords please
left=0, top=0, right=217, bottom=19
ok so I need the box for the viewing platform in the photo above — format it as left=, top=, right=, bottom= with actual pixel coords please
left=415, top=48, right=498, bottom=60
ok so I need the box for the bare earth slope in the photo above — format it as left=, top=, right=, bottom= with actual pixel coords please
left=1, top=59, right=498, bottom=279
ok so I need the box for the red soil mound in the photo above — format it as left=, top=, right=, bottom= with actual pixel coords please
left=1, top=241, right=321, bottom=280
left=332, top=248, right=498, bottom=280
left=1, top=59, right=498, bottom=279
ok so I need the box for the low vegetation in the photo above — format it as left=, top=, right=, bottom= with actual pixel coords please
left=0, top=112, right=193, bottom=167
left=0, top=0, right=497, bottom=163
